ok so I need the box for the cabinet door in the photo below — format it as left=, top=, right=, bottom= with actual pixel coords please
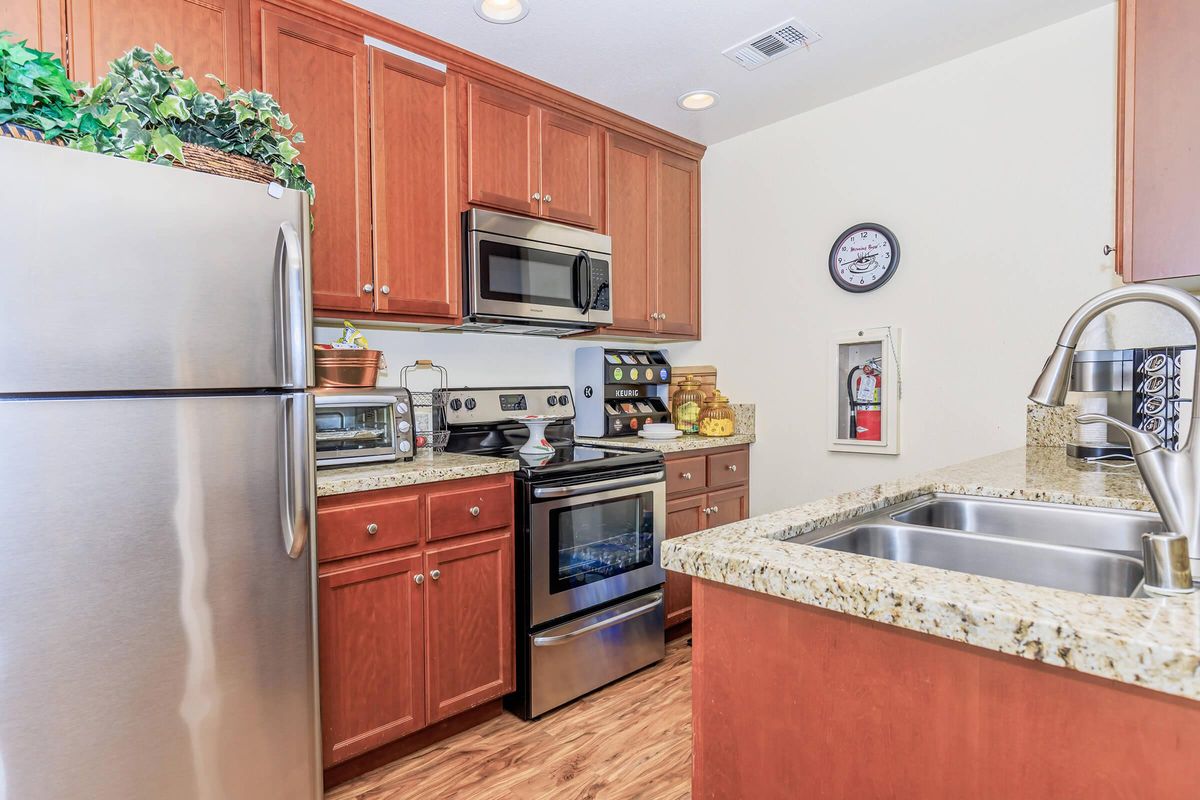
left=604, top=131, right=658, bottom=333
left=318, top=551, right=425, bottom=766
left=1117, top=0, right=1200, bottom=281
left=466, top=80, right=540, bottom=215
left=706, top=485, right=749, bottom=529
left=6, top=0, right=65, bottom=60
left=665, top=494, right=706, bottom=627
left=69, top=0, right=246, bottom=91
left=539, top=110, right=601, bottom=228
left=425, top=533, right=514, bottom=723
left=257, top=3, right=372, bottom=313
left=370, top=50, right=459, bottom=321
left=656, top=150, right=701, bottom=338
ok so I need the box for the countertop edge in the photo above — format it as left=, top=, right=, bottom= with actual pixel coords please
left=316, top=454, right=520, bottom=497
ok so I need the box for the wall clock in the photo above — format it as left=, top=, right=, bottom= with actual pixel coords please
left=829, top=223, right=900, bottom=293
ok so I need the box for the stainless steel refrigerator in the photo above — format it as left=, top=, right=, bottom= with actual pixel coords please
left=0, top=138, right=321, bottom=799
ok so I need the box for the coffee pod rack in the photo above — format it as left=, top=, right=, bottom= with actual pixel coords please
left=574, top=346, right=673, bottom=437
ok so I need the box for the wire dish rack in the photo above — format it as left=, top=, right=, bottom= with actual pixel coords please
left=400, top=360, right=450, bottom=452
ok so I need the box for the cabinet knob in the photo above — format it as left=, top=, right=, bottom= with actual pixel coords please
left=712, top=506, right=719, bottom=514
left=1103, top=245, right=1115, bottom=256
left=680, top=472, right=692, bottom=480
left=470, top=506, right=481, bottom=517
left=651, top=312, right=660, bottom=320
left=381, top=285, right=390, bottom=295
left=366, top=522, right=378, bottom=535
left=726, top=464, right=738, bottom=472
left=430, top=569, right=441, bottom=581
left=544, top=194, right=552, bottom=203
left=532, top=192, right=541, bottom=201
left=702, top=506, right=712, bottom=515
left=659, top=312, right=667, bottom=321
left=362, top=283, right=374, bottom=294
left=413, top=573, right=424, bottom=585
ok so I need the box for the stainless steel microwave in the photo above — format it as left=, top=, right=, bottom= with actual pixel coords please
left=459, top=209, right=613, bottom=336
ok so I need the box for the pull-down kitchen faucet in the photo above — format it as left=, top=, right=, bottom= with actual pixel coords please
left=1029, top=284, right=1200, bottom=568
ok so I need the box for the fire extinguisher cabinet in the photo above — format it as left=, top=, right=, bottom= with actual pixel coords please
left=828, top=326, right=901, bottom=454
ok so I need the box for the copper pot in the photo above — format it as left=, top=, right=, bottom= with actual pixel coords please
left=314, top=348, right=382, bottom=388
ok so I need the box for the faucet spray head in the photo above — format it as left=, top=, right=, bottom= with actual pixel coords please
left=1028, top=345, right=1075, bottom=407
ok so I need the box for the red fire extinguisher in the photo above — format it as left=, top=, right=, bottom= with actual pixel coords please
left=847, top=359, right=882, bottom=441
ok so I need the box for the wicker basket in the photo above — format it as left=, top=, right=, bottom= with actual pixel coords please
left=178, top=142, right=274, bottom=183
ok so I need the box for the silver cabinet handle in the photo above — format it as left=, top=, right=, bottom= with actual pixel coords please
left=278, top=393, right=313, bottom=559
left=430, top=569, right=441, bottom=581
left=702, top=507, right=711, bottom=515
left=650, top=312, right=660, bottom=320
left=1104, top=245, right=1115, bottom=256
left=660, top=312, right=667, bottom=321
left=532, top=592, right=663, bottom=647
left=414, top=573, right=424, bottom=585
left=727, top=464, right=738, bottom=472
left=532, top=192, right=541, bottom=201
left=470, top=506, right=481, bottom=517
left=380, top=285, right=390, bottom=295
left=366, top=522, right=378, bottom=535
left=711, top=506, right=719, bottom=514
left=544, top=194, right=552, bottom=203
left=362, top=282, right=374, bottom=294
left=680, top=472, right=692, bottom=480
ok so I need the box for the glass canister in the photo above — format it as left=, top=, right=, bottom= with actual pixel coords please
left=672, top=375, right=706, bottom=434
left=698, top=390, right=736, bottom=437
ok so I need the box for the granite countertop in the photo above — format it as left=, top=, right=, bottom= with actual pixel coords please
left=577, top=432, right=755, bottom=453
left=316, top=451, right=519, bottom=497
left=662, top=446, right=1200, bottom=701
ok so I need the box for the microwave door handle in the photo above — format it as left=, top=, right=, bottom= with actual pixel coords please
left=573, top=251, right=586, bottom=312
left=579, top=250, right=594, bottom=315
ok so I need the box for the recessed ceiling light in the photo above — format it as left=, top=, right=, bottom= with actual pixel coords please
left=677, top=90, right=719, bottom=111
left=474, top=0, right=529, bottom=24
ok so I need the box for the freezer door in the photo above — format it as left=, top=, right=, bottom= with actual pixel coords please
left=0, top=394, right=320, bottom=800
left=0, top=138, right=312, bottom=393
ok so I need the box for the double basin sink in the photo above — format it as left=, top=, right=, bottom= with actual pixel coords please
left=784, top=494, right=1164, bottom=598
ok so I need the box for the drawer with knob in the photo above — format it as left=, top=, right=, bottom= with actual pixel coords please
left=707, top=448, right=749, bottom=489
left=317, top=491, right=422, bottom=562
left=667, top=455, right=708, bottom=495
left=427, top=478, right=514, bottom=541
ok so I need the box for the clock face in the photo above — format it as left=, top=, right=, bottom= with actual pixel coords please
left=829, top=224, right=900, bottom=293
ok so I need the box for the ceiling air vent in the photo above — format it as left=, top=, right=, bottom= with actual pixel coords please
left=723, top=18, right=822, bottom=71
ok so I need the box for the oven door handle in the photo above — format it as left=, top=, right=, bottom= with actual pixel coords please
left=532, top=592, right=664, bottom=647
left=532, top=471, right=665, bottom=499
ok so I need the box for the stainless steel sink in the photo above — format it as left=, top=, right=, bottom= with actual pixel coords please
left=785, top=494, right=1155, bottom=597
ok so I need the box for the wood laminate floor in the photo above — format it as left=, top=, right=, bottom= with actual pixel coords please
left=326, top=637, right=692, bottom=800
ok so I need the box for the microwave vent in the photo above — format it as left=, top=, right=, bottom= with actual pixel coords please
left=723, top=18, right=821, bottom=71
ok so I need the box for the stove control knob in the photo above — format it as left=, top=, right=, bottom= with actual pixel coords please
left=548, top=395, right=558, bottom=407
left=558, top=394, right=569, bottom=407
left=464, top=398, right=477, bottom=411
left=397, top=420, right=411, bottom=433
left=449, top=398, right=463, bottom=411
left=398, top=440, right=412, bottom=453
left=395, top=401, right=409, bottom=414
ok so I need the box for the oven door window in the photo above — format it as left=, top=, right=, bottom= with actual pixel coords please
left=549, top=490, right=655, bottom=593
left=314, top=405, right=394, bottom=456
left=479, top=239, right=583, bottom=310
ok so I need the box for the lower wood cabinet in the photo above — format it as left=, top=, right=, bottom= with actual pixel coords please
left=316, top=474, right=514, bottom=769
left=663, top=445, right=750, bottom=628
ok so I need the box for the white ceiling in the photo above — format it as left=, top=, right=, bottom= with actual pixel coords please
left=352, top=0, right=1114, bottom=145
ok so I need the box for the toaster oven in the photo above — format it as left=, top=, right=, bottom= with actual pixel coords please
left=314, top=389, right=415, bottom=467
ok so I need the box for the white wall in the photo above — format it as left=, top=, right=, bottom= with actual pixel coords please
left=321, top=5, right=1194, bottom=515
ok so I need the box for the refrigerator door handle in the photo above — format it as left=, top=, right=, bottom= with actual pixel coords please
left=277, top=221, right=312, bottom=390
left=279, top=393, right=314, bottom=559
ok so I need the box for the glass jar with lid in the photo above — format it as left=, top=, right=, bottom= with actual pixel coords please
left=698, top=389, right=735, bottom=437
left=672, top=375, right=706, bottom=434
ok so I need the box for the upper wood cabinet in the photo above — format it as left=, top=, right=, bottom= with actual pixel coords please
left=6, top=0, right=65, bottom=60
left=370, top=49, right=460, bottom=322
left=1117, top=0, right=1200, bottom=282
left=465, top=79, right=602, bottom=229
left=603, top=131, right=701, bottom=339
left=68, top=0, right=246, bottom=90
left=255, top=2, right=372, bottom=313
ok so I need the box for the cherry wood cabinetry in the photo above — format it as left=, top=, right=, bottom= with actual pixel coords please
left=316, top=473, right=514, bottom=774
left=465, top=79, right=602, bottom=229
left=68, top=0, right=247, bottom=89
left=1117, top=0, right=1200, bottom=282
left=255, top=2, right=372, bottom=313
left=662, top=445, right=750, bottom=628
left=5, top=0, right=65, bottom=59
left=369, top=50, right=459, bottom=321
left=603, top=131, right=701, bottom=339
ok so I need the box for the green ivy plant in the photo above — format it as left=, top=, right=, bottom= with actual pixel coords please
left=0, top=32, right=121, bottom=151
left=77, top=44, right=314, bottom=203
